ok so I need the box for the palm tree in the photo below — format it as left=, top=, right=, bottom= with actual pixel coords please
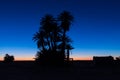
left=33, top=14, right=58, bottom=51
left=57, top=35, right=73, bottom=62
left=40, top=14, right=54, bottom=50
left=58, top=11, right=73, bottom=59
left=58, top=11, right=73, bottom=32
left=41, top=14, right=60, bottom=51
left=33, top=30, right=46, bottom=51
left=65, top=44, right=74, bottom=61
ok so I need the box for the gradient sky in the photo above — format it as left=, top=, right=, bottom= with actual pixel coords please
left=0, top=0, right=120, bottom=60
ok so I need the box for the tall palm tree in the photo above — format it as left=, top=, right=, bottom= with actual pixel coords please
left=58, top=11, right=73, bottom=59
left=41, top=14, right=59, bottom=51
left=41, top=14, right=54, bottom=50
left=58, top=11, right=73, bottom=32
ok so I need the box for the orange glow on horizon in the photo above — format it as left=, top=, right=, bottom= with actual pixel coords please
left=15, top=57, right=92, bottom=61
left=0, top=56, right=93, bottom=61
left=72, top=57, right=93, bottom=60
left=14, top=57, right=34, bottom=61
left=0, top=56, right=34, bottom=61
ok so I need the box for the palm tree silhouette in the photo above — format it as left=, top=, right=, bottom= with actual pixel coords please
left=33, top=31, right=46, bottom=51
left=58, top=11, right=73, bottom=60
left=66, top=44, right=74, bottom=61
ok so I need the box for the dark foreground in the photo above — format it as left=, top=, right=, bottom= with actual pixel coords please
left=0, top=61, right=120, bottom=80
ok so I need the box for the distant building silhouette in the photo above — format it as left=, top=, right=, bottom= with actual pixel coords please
left=116, top=56, right=120, bottom=61
left=93, top=56, right=114, bottom=66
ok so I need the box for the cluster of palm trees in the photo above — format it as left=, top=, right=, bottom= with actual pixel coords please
left=33, top=11, right=74, bottom=65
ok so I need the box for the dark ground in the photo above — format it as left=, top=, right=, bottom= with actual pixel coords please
left=0, top=61, right=120, bottom=80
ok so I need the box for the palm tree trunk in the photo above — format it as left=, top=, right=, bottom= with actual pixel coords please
left=50, top=34, right=54, bottom=50
left=67, top=49, right=69, bottom=61
left=41, top=39, right=45, bottom=51
left=61, top=31, right=66, bottom=60
left=53, top=31, right=57, bottom=52
left=47, top=34, right=51, bottom=50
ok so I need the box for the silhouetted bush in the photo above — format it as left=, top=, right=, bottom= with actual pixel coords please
left=4, top=54, right=14, bottom=62
left=35, top=50, right=65, bottom=66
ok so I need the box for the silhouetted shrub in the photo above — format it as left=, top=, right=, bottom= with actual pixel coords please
left=4, top=54, right=14, bottom=62
left=35, top=50, right=65, bottom=66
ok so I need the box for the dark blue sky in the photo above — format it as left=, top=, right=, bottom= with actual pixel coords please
left=0, top=0, right=120, bottom=60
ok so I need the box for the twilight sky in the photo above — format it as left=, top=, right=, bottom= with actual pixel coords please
left=0, top=0, right=120, bottom=60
